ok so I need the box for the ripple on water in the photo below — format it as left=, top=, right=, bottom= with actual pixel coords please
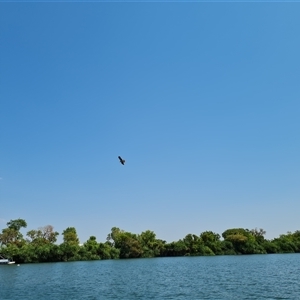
left=0, top=254, right=300, bottom=300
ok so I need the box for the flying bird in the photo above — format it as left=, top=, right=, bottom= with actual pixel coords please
left=118, top=156, right=125, bottom=165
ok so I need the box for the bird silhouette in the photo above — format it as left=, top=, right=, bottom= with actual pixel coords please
left=118, top=156, right=125, bottom=165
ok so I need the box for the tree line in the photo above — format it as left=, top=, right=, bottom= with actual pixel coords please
left=0, top=219, right=299, bottom=263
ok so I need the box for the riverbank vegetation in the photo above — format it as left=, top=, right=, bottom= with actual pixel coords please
left=0, top=219, right=299, bottom=263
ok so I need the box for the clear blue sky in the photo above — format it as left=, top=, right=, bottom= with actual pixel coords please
left=1, top=2, right=299, bottom=244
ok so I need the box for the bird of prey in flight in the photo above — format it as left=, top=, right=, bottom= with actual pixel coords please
left=118, top=156, right=125, bottom=165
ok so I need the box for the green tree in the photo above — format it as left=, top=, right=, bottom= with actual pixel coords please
left=62, top=227, right=79, bottom=245
left=7, top=219, right=27, bottom=231
left=98, top=242, right=120, bottom=259
left=200, top=231, right=223, bottom=255
left=272, top=232, right=297, bottom=253
left=116, top=232, right=143, bottom=258
left=106, top=227, right=123, bottom=246
left=250, top=228, right=266, bottom=244
left=139, top=230, right=162, bottom=258
left=0, top=218, right=27, bottom=247
left=183, top=234, right=201, bottom=255
left=292, top=230, right=300, bottom=252
left=83, top=236, right=100, bottom=260
left=222, top=228, right=265, bottom=254
left=163, top=240, right=188, bottom=256
left=262, top=240, right=279, bottom=254
left=106, top=227, right=143, bottom=258
left=0, top=228, right=21, bottom=246
left=26, top=225, right=59, bottom=245
left=220, top=240, right=236, bottom=255
left=60, top=227, right=80, bottom=261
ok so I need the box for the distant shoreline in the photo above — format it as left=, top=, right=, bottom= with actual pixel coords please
left=0, top=219, right=299, bottom=264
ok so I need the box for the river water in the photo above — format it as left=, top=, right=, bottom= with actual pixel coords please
left=0, top=254, right=299, bottom=299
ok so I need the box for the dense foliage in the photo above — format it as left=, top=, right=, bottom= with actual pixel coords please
left=0, top=219, right=299, bottom=263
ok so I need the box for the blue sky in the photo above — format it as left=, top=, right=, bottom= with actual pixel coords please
left=1, top=2, right=299, bottom=244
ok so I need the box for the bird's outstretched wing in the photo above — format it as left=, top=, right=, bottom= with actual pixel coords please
left=118, top=156, right=125, bottom=165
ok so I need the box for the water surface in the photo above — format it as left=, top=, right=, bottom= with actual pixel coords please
left=1, top=254, right=299, bottom=299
